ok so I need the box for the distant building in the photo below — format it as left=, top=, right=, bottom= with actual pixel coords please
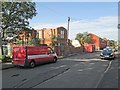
left=37, top=27, right=68, bottom=56
left=89, top=33, right=107, bottom=50
left=18, top=29, right=37, bottom=45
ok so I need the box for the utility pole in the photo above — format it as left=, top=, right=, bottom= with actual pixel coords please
left=67, top=17, right=70, bottom=55
left=68, top=17, right=70, bottom=40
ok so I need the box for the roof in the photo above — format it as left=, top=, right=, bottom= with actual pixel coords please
left=36, top=26, right=67, bottom=31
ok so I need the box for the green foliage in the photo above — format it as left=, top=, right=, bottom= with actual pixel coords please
left=33, top=38, right=40, bottom=46
left=39, top=44, right=48, bottom=46
left=109, top=40, right=117, bottom=48
left=75, top=33, right=84, bottom=45
left=17, top=40, right=24, bottom=45
left=50, top=35, right=59, bottom=46
left=0, top=55, right=11, bottom=62
left=28, top=39, right=33, bottom=45
left=84, top=35, right=91, bottom=44
left=2, top=2, right=37, bottom=38
left=75, top=32, right=91, bottom=46
left=0, top=55, right=5, bottom=60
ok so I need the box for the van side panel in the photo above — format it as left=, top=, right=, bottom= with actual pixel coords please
left=27, top=46, right=49, bottom=63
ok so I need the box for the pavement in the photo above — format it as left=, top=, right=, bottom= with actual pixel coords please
left=0, top=62, right=14, bottom=70
left=97, top=60, right=118, bottom=88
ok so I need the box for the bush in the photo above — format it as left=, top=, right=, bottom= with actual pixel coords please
left=0, top=55, right=6, bottom=62
left=0, top=55, right=11, bottom=63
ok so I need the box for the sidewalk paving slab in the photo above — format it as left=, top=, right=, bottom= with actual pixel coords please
left=0, top=62, right=14, bottom=70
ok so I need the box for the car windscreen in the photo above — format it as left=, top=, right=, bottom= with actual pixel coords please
left=102, top=48, right=112, bottom=54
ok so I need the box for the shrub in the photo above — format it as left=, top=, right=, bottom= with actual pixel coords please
left=0, top=55, right=11, bottom=63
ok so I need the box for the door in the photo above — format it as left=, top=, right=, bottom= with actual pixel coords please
left=48, top=47, right=55, bottom=61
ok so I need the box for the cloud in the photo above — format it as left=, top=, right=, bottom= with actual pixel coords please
left=31, top=16, right=118, bottom=40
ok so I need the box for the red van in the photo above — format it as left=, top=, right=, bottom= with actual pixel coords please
left=12, top=46, right=57, bottom=68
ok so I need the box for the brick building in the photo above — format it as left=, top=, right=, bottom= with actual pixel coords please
left=89, top=33, right=107, bottom=50
left=37, top=27, right=68, bottom=56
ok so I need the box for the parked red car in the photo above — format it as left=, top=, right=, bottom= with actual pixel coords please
left=12, top=46, right=57, bottom=68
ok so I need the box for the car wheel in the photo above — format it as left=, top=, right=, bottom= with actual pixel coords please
left=29, top=61, right=35, bottom=68
left=53, top=57, right=57, bottom=63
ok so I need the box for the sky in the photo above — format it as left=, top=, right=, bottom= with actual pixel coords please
left=29, top=2, right=118, bottom=41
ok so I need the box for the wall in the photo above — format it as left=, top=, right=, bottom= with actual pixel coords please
left=89, top=33, right=100, bottom=50
left=99, top=38, right=107, bottom=49
left=37, top=27, right=68, bottom=56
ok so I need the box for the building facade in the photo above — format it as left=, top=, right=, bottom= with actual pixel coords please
left=89, top=33, right=107, bottom=50
left=37, top=27, right=68, bottom=56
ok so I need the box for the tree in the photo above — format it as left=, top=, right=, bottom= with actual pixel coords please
left=1, top=2, right=37, bottom=39
left=75, top=33, right=84, bottom=45
left=75, top=32, right=91, bottom=46
left=49, top=35, right=59, bottom=47
left=109, top=40, right=117, bottom=49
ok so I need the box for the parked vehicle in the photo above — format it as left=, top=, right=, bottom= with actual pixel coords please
left=12, top=46, right=57, bottom=68
left=100, top=47, right=115, bottom=60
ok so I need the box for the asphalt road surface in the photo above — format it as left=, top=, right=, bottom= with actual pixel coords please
left=2, top=51, right=119, bottom=89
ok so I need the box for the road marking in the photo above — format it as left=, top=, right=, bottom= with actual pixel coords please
left=51, top=65, right=67, bottom=69
left=95, top=60, right=113, bottom=88
left=78, top=69, right=84, bottom=72
left=87, top=68, right=93, bottom=70
left=89, top=63, right=95, bottom=65
left=104, top=61, right=112, bottom=73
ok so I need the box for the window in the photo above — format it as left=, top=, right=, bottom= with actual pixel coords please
left=48, top=47, right=54, bottom=54
left=61, top=30, right=64, bottom=38
left=39, top=31, right=42, bottom=39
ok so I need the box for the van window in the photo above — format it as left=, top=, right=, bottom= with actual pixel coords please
left=48, top=47, right=54, bottom=54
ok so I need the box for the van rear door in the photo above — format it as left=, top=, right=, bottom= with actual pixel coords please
left=12, top=46, right=26, bottom=65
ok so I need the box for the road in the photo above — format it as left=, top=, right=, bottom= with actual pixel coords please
left=2, top=51, right=119, bottom=89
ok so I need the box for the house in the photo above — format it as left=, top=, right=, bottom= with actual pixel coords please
left=18, top=29, right=37, bottom=46
left=37, top=27, right=68, bottom=56
left=89, top=33, right=107, bottom=50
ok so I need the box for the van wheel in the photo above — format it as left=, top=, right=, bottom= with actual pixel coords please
left=29, top=61, right=35, bottom=68
left=53, top=57, right=57, bottom=63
